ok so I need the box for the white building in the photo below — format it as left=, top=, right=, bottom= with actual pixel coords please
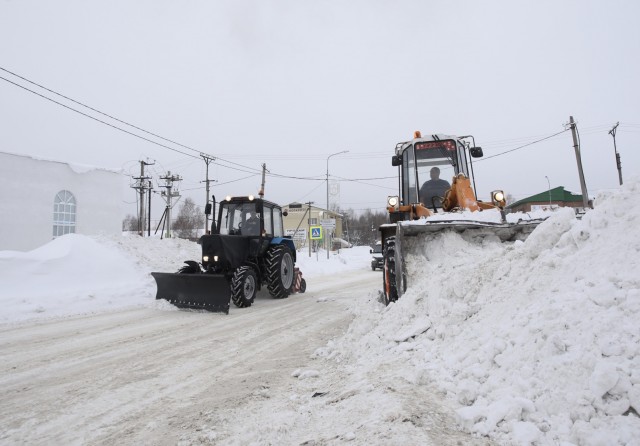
left=0, top=151, right=127, bottom=251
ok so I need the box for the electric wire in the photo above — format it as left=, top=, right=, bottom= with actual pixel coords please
left=0, top=74, right=202, bottom=160
left=475, top=129, right=570, bottom=162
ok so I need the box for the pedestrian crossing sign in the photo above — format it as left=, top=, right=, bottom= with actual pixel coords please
left=310, top=226, right=323, bottom=240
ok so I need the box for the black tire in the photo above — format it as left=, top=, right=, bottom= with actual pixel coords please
left=266, top=245, right=295, bottom=298
left=371, top=262, right=376, bottom=271
left=230, top=266, right=257, bottom=308
left=382, top=237, right=399, bottom=305
left=299, top=278, right=306, bottom=294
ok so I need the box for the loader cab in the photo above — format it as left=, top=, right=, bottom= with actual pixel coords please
left=392, top=134, right=474, bottom=209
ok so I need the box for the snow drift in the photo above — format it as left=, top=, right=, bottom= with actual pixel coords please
left=321, top=177, right=640, bottom=445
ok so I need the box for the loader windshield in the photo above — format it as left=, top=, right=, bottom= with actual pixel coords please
left=402, top=139, right=461, bottom=208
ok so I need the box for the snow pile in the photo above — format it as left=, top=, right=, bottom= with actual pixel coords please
left=0, top=234, right=367, bottom=323
left=0, top=234, right=201, bottom=322
left=323, top=177, right=640, bottom=444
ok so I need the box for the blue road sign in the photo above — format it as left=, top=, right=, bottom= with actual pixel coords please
left=310, top=226, right=323, bottom=240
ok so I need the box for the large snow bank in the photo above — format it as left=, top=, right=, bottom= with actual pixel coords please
left=0, top=232, right=368, bottom=323
left=321, top=177, right=640, bottom=445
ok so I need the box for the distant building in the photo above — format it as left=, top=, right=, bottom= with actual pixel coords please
left=507, top=186, right=586, bottom=213
left=0, top=151, right=127, bottom=251
left=282, top=202, right=344, bottom=250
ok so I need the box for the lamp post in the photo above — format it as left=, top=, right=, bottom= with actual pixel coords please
left=326, top=150, right=349, bottom=259
left=609, top=122, right=623, bottom=185
left=545, top=176, right=552, bottom=210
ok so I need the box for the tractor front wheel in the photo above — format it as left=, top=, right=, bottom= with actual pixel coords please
left=231, top=266, right=257, bottom=308
left=266, top=245, right=294, bottom=299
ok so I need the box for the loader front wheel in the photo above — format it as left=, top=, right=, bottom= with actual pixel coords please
left=266, top=245, right=294, bottom=299
left=231, top=266, right=257, bottom=308
left=382, top=237, right=399, bottom=305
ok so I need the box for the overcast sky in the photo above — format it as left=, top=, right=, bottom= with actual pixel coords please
left=1, top=0, right=639, bottom=217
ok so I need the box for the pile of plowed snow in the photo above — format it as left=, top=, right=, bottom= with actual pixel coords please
left=0, top=232, right=370, bottom=323
left=321, top=178, right=640, bottom=445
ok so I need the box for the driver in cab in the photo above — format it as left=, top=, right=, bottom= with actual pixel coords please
left=419, top=167, right=451, bottom=209
left=242, top=210, right=260, bottom=236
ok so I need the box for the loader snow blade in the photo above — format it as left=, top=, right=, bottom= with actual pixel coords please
left=151, top=272, right=231, bottom=314
left=398, top=219, right=543, bottom=241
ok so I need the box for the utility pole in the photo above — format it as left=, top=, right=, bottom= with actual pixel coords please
left=147, top=180, right=153, bottom=236
left=159, top=171, right=182, bottom=238
left=568, top=116, right=591, bottom=209
left=259, top=163, right=268, bottom=198
left=545, top=176, right=552, bottom=209
left=608, top=122, right=623, bottom=185
left=132, top=160, right=154, bottom=236
left=200, top=153, right=216, bottom=234
left=307, top=201, right=314, bottom=258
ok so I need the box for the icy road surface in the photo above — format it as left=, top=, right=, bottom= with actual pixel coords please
left=0, top=268, right=487, bottom=445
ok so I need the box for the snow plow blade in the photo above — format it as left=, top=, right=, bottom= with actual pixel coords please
left=151, top=272, right=231, bottom=314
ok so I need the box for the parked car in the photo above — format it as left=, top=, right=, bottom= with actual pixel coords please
left=370, top=242, right=383, bottom=271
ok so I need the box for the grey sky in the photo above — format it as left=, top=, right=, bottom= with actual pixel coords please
left=1, top=0, right=638, bottom=216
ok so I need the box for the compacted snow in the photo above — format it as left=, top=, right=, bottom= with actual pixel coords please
left=0, top=178, right=639, bottom=445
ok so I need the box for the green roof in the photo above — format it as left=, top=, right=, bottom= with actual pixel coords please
left=508, top=186, right=583, bottom=208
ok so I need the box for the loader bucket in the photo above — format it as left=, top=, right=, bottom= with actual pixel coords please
left=151, top=272, right=231, bottom=314
left=388, top=218, right=545, bottom=300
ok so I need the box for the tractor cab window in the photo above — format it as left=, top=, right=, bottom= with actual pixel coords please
left=219, top=202, right=261, bottom=235
left=263, top=206, right=273, bottom=236
left=273, top=208, right=284, bottom=237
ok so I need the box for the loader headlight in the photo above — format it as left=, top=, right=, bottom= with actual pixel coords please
left=203, top=255, right=209, bottom=262
left=491, top=190, right=506, bottom=206
left=387, top=196, right=399, bottom=209
left=214, top=255, right=218, bottom=262
left=248, top=195, right=254, bottom=201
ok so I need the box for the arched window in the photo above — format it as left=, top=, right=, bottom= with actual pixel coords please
left=53, top=190, right=76, bottom=237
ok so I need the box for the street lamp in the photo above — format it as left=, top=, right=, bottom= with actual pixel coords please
left=545, top=176, right=552, bottom=210
left=326, top=150, right=349, bottom=258
left=609, top=122, right=623, bottom=185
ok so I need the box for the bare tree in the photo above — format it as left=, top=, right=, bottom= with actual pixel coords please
left=122, top=214, right=139, bottom=232
left=172, top=198, right=205, bottom=239
left=339, top=207, right=388, bottom=247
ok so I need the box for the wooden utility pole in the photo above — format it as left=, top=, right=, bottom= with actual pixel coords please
left=568, top=116, right=591, bottom=209
left=259, top=163, right=268, bottom=198
left=200, top=153, right=216, bottom=233
left=608, top=122, right=623, bottom=185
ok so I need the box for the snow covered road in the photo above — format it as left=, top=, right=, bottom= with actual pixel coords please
left=0, top=267, right=489, bottom=445
left=0, top=270, right=364, bottom=445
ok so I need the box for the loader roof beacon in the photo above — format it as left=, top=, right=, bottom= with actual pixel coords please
left=379, top=131, right=543, bottom=305
left=152, top=195, right=306, bottom=314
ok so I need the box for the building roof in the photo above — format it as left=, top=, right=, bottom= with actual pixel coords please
left=508, top=186, right=583, bottom=209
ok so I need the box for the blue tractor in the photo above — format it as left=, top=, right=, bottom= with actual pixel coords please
left=152, top=195, right=304, bottom=314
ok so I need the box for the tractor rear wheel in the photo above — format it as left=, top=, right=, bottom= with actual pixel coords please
left=266, top=245, right=294, bottom=299
left=231, top=266, right=257, bottom=308
left=382, top=237, right=399, bottom=305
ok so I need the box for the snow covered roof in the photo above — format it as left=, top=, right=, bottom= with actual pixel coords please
left=0, top=150, right=122, bottom=174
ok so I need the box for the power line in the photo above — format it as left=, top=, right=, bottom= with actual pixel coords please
left=475, top=129, right=570, bottom=162
left=0, top=74, right=201, bottom=160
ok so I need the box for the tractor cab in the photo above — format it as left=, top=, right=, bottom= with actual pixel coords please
left=212, top=196, right=287, bottom=238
